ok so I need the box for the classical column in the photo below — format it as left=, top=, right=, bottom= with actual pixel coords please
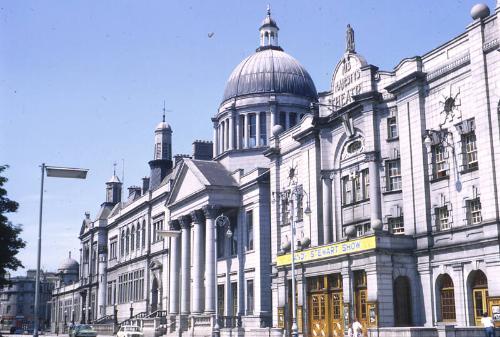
left=256, top=112, right=261, bottom=147
left=228, top=116, right=234, bottom=150
left=321, top=174, right=333, bottom=244
left=191, top=210, right=205, bottom=314
left=179, top=215, right=192, bottom=315
left=225, top=119, right=230, bottom=150
left=244, top=113, right=249, bottom=148
left=219, top=124, right=223, bottom=154
left=168, top=220, right=181, bottom=315
left=236, top=115, right=241, bottom=149
left=285, top=111, right=290, bottom=130
left=369, top=160, right=381, bottom=226
left=203, top=205, right=219, bottom=313
left=212, top=120, right=218, bottom=157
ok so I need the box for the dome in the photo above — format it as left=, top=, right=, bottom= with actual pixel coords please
left=58, top=257, right=79, bottom=272
left=156, top=121, right=172, bottom=131
left=222, top=48, right=317, bottom=103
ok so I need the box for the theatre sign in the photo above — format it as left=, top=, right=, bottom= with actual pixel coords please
left=330, top=53, right=366, bottom=109
left=276, top=235, right=376, bottom=267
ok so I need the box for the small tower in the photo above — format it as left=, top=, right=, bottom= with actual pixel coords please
left=259, top=5, right=280, bottom=49
left=105, top=164, right=122, bottom=204
left=149, top=104, right=173, bottom=190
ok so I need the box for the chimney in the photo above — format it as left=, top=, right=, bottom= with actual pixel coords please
left=142, top=177, right=150, bottom=194
left=192, top=140, right=213, bottom=160
left=85, top=212, right=90, bottom=219
left=128, top=186, right=142, bottom=198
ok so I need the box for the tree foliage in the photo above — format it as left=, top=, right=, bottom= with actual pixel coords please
left=0, top=165, right=26, bottom=287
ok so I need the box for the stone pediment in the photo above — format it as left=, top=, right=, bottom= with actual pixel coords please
left=168, top=161, right=207, bottom=206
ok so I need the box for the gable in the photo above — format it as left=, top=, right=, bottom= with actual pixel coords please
left=170, top=165, right=205, bottom=205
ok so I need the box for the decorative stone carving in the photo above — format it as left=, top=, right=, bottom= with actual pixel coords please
left=169, top=219, right=180, bottom=231
left=179, top=215, right=192, bottom=229
left=345, top=225, right=356, bottom=238
left=202, top=205, right=220, bottom=219
left=190, top=210, right=204, bottom=224
left=371, top=219, right=383, bottom=231
left=346, top=24, right=355, bottom=53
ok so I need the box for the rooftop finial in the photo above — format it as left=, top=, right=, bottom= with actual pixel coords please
left=267, top=4, right=271, bottom=16
left=113, top=162, right=117, bottom=176
left=69, top=251, right=71, bottom=259
left=162, top=100, right=166, bottom=123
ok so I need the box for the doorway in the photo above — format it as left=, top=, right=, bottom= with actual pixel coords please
left=394, top=276, right=412, bottom=326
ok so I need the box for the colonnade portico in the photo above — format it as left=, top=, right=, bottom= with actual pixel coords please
left=168, top=205, right=226, bottom=329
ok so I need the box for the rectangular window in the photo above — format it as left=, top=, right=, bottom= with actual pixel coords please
left=281, top=192, right=290, bottom=225
left=289, top=112, right=298, bottom=127
left=231, top=282, right=238, bottom=316
left=342, top=176, right=352, bottom=205
left=362, top=169, right=370, bottom=200
left=354, top=175, right=362, bottom=202
left=279, top=111, right=286, bottom=129
left=387, top=116, right=398, bottom=139
left=248, top=113, right=256, bottom=148
left=386, top=160, right=402, bottom=191
left=296, top=190, right=304, bottom=222
left=246, top=280, right=254, bottom=315
left=433, top=145, right=448, bottom=178
left=217, top=284, right=225, bottom=316
left=217, top=225, right=225, bottom=258
left=389, top=217, right=404, bottom=235
left=436, top=206, right=450, bottom=231
left=246, top=210, right=254, bottom=251
left=463, top=132, right=478, bottom=170
left=259, top=112, right=267, bottom=145
left=467, top=198, right=482, bottom=225
left=153, top=219, right=163, bottom=243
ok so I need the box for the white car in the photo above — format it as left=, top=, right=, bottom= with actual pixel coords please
left=116, top=325, right=143, bottom=337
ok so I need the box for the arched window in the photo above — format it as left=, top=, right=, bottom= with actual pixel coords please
left=438, top=274, right=456, bottom=321
left=120, top=231, right=125, bottom=257
left=394, top=276, right=412, bottom=326
left=130, top=226, right=135, bottom=252
left=142, top=220, right=146, bottom=248
left=126, top=228, right=130, bottom=255
left=136, top=224, right=141, bottom=250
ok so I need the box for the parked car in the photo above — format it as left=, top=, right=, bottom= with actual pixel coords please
left=68, top=324, right=97, bottom=337
left=116, top=325, right=143, bottom=337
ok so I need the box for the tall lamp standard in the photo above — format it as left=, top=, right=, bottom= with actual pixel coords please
left=34, top=164, right=88, bottom=337
left=273, top=167, right=311, bottom=337
left=213, top=213, right=232, bottom=337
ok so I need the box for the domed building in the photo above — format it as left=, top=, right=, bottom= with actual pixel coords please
left=214, top=7, right=317, bottom=171
left=57, top=253, right=79, bottom=286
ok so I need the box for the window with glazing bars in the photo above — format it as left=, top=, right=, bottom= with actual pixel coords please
left=467, top=198, right=482, bottom=225
left=436, top=206, right=450, bottom=230
left=433, top=145, right=448, bottom=178
left=387, top=116, right=398, bottom=139
left=386, top=160, right=402, bottom=191
left=463, top=132, right=478, bottom=170
left=389, top=217, right=404, bottom=235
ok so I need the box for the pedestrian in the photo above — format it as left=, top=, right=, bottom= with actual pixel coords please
left=481, top=312, right=495, bottom=337
left=352, top=317, right=363, bottom=337
left=347, top=322, right=354, bottom=337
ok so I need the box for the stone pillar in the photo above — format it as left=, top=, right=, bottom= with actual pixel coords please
left=321, top=174, right=332, bottom=244
left=341, top=267, right=353, bottom=320
left=203, top=205, right=219, bottom=313
left=191, top=210, right=205, bottom=314
left=256, top=112, right=261, bottom=147
left=236, top=115, right=241, bottom=149
left=244, top=114, right=249, bottom=148
left=285, top=111, right=290, bottom=130
left=228, top=115, right=234, bottom=150
left=179, top=215, right=192, bottom=315
left=212, top=119, right=218, bottom=157
left=369, top=160, right=381, bottom=226
left=452, top=264, right=467, bottom=326
left=168, top=220, right=181, bottom=315
left=218, top=124, right=222, bottom=154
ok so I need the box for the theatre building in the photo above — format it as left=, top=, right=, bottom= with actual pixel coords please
left=269, top=2, right=500, bottom=337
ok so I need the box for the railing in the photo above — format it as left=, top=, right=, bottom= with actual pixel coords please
left=92, top=323, right=116, bottom=335
left=192, top=316, right=212, bottom=328
left=218, top=316, right=242, bottom=328
left=93, top=314, right=115, bottom=324
left=147, top=310, right=168, bottom=318
left=119, top=311, right=147, bottom=326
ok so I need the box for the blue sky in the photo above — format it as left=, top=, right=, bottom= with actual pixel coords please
left=0, top=0, right=494, bottom=275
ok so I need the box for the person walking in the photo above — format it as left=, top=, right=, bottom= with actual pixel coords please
left=352, top=317, right=363, bottom=337
left=481, top=312, right=495, bottom=337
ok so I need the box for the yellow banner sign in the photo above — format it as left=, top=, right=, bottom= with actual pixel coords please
left=276, top=236, right=376, bottom=267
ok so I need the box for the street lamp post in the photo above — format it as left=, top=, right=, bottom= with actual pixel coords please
left=34, top=164, right=88, bottom=337
left=212, top=213, right=232, bottom=337
left=129, top=301, right=134, bottom=319
left=87, top=306, right=92, bottom=324
left=273, top=172, right=311, bottom=337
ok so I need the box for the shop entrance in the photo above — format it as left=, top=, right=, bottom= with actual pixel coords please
left=354, top=271, right=368, bottom=337
left=307, top=274, right=343, bottom=337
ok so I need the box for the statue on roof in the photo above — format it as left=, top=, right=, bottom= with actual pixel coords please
left=346, top=24, right=355, bottom=53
